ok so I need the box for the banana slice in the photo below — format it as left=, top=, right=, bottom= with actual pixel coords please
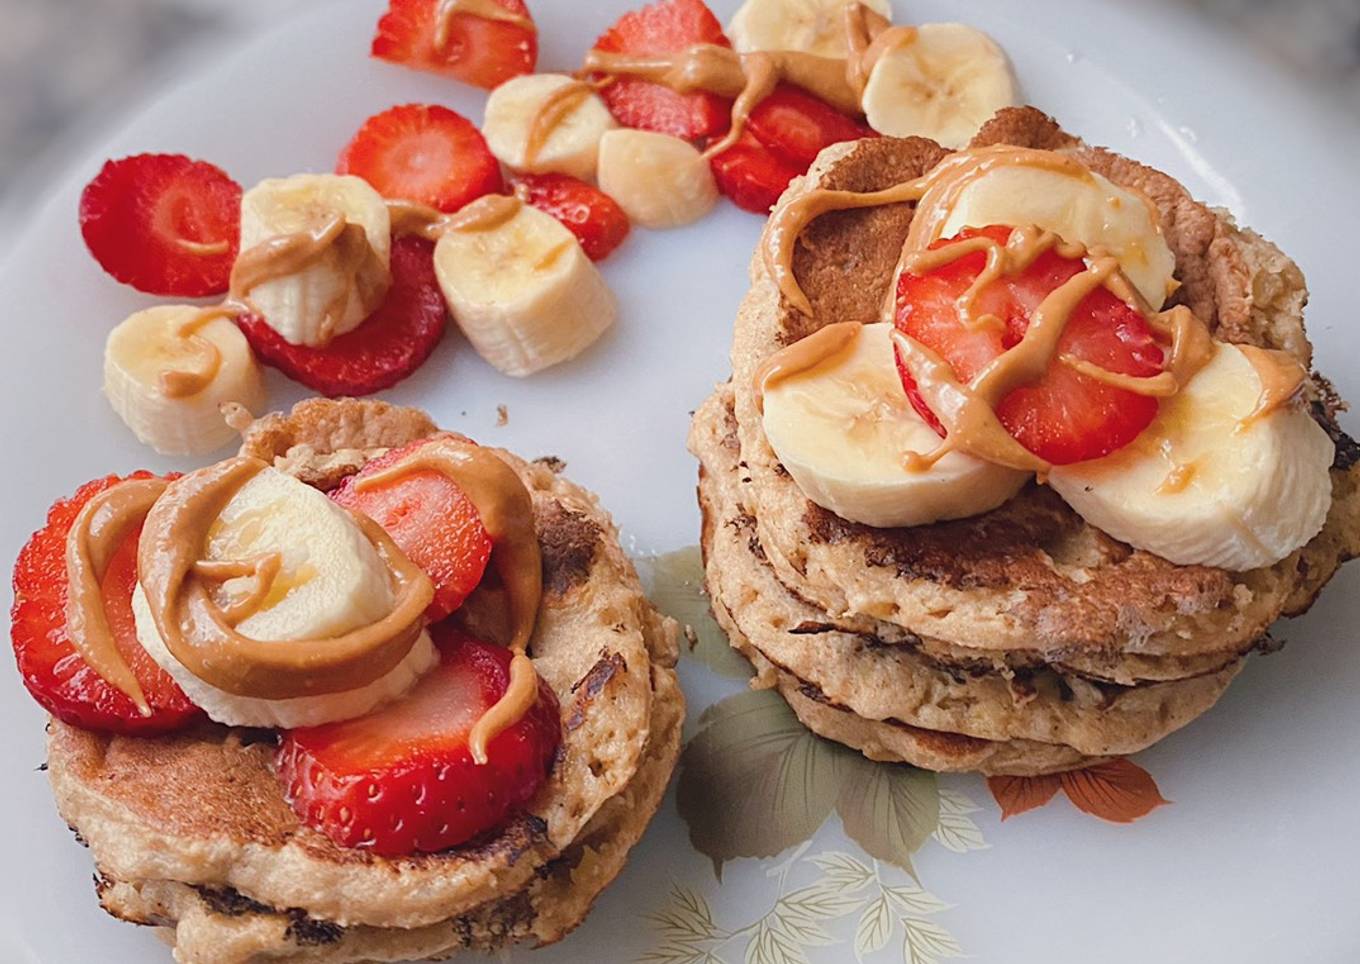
left=861, top=23, right=1015, bottom=148
left=434, top=198, right=616, bottom=377
left=103, top=305, right=266, bottom=456
left=134, top=466, right=436, bottom=728
left=926, top=160, right=1177, bottom=309
left=483, top=73, right=617, bottom=180
left=728, top=0, right=893, bottom=57
left=762, top=322, right=1028, bottom=527
left=237, top=173, right=392, bottom=347
left=596, top=129, right=718, bottom=229
left=1049, top=343, right=1334, bottom=571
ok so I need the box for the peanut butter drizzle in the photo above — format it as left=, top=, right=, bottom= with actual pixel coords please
left=194, top=553, right=283, bottom=626
left=844, top=4, right=916, bottom=97
left=230, top=214, right=390, bottom=344
left=139, top=457, right=433, bottom=700
left=174, top=237, right=231, bottom=257
left=753, top=320, right=861, bottom=412
left=885, top=230, right=1215, bottom=474
left=434, top=0, right=535, bottom=53
left=159, top=305, right=239, bottom=399
left=524, top=80, right=593, bottom=165
left=1236, top=344, right=1307, bottom=431
left=65, top=478, right=170, bottom=714
left=353, top=437, right=542, bottom=765
left=582, top=44, right=861, bottom=160
left=386, top=195, right=524, bottom=245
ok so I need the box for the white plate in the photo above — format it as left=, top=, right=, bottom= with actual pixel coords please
left=2, top=2, right=1358, bottom=962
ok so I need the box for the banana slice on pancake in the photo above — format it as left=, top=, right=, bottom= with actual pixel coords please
left=761, top=322, right=1027, bottom=527
left=1049, top=343, right=1334, bottom=571
left=135, top=466, right=436, bottom=728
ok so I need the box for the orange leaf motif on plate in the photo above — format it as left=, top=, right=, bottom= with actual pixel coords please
left=1059, top=759, right=1169, bottom=823
left=986, top=773, right=1061, bottom=820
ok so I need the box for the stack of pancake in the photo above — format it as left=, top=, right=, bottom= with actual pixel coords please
left=47, top=398, right=684, bottom=964
left=690, top=108, right=1360, bottom=776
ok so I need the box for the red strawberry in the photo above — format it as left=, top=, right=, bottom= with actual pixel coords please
left=79, top=154, right=241, bottom=297
left=337, top=104, right=504, bottom=213
left=331, top=437, right=493, bottom=622
left=277, top=626, right=560, bottom=856
left=592, top=0, right=733, bottom=141
left=372, top=0, right=536, bottom=90
left=895, top=225, right=1166, bottom=465
left=708, top=132, right=801, bottom=214
left=236, top=236, right=447, bottom=397
left=512, top=174, right=630, bottom=261
left=10, top=473, right=201, bottom=736
left=745, top=85, right=873, bottom=168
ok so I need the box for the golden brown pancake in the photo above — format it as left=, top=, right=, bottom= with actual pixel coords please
left=46, top=398, right=684, bottom=960
left=727, top=108, right=1360, bottom=679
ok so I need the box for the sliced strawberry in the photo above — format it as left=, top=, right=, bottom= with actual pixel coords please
left=512, top=173, right=630, bottom=261
left=331, top=437, right=493, bottom=622
left=592, top=0, right=733, bottom=141
left=895, top=225, right=1166, bottom=465
left=708, top=132, right=801, bottom=214
left=10, top=473, right=201, bottom=736
left=745, top=85, right=873, bottom=169
left=372, top=0, right=536, bottom=90
left=236, top=236, right=447, bottom=397
left=277, top=626, right=560, bottom=856
left=337, top=104, right=503, bottom=213
left=79, top=153, right=241, bottom=297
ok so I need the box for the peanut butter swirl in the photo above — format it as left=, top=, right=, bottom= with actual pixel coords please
left=139, top=457, right=433, bottom=700
left=525, top=80, right=594, bottom=165
left=353, top=436, right=543, bottom=765
left=434, top=0, right=536, bottom=53
left=65, top=478, right=171, bottom=713
left=1237, top=344, right=1307, bottom=430
left=158, top=305, right=240, bottom=398
left=753, top=320, right=861, bottom=412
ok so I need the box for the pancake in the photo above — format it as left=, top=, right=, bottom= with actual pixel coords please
left=692, top=386, right=1241, bottom=758
left=727, top=107, right=1360, bottom=673
left=47, top=398, right=683, bottom=949
left=94, top=661, right=683, bottom=964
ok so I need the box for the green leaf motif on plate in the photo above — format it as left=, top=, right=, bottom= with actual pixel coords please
left=639, top=546, right=753, bottom=680
left=677, top=688, right=950, bottom=878
left=677, top=690, right=849, bottom=877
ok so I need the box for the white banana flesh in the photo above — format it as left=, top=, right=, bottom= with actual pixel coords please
left=134, top=466, right=432, bottom=728
left=762, top=322, right=1028, bottom=527
left=931, top=163, right=1178, bottom=310
left=434, top=200, right=616, bottom=377
left=237, top=174, right=392, bottom=347
left=596, top=129, right=718, bottom=229
left=103, top=305, right=266, bottom=456
left=861, top=23, right=1015, bottom=148
left=1049, top=343, right=1334, bottom=571
left=728, top=0, right=893, bottom=57
left=483, top=73, right=617, bottom=180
